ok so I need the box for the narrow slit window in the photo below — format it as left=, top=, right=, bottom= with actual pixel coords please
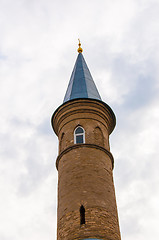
left=74, top=126, right=85, bottom=144
left=80, top=205, right=85, bottom=225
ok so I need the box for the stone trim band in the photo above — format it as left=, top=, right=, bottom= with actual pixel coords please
left=56, top=143, right=114, bottom=170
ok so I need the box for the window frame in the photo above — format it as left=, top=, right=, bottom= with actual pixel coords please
left=74, top=126, right=85, bottom=144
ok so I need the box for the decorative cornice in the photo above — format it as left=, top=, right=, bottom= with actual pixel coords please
left=52, top=98, right=116, bottom=135
left=56, top=143, right=114, bottom=170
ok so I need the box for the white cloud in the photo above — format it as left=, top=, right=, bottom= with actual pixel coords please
left=0, top=0, right=159, bottom=239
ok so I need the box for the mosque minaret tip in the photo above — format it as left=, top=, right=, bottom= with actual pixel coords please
left=51, top=41, right=121, bottom=240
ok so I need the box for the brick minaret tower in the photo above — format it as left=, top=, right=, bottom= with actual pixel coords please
left=51, top=41, right=121, bottom=240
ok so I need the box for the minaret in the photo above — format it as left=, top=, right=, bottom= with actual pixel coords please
left=51, top=41, right=121, bottom=240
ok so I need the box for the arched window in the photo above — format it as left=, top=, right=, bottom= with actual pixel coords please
left=80, top=205, right=85, bottom=225
left=74, top=126, right=85, bottom=144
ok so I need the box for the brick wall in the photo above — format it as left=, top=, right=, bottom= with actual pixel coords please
left=52, top=99, right=121, bottom=240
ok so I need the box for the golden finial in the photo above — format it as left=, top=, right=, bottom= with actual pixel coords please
left=77, top=39, right=83, bottom=53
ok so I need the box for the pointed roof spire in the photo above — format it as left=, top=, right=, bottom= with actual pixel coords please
left=63, top=41, right=101, bottom=103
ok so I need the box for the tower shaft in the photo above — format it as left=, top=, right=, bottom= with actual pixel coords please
left=52, top=99, right=121, bottom=240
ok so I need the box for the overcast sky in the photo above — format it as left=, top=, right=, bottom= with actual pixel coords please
left=0, top=0, right=159, bottom=239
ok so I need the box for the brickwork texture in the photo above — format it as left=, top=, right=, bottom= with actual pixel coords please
left=52, top=99, right=121, bottom=240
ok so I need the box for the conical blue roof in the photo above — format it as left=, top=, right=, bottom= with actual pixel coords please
left=63, top=53, right=101, bottom=103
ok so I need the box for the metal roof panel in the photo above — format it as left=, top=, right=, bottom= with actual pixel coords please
left=63, top=53, right=101, bottom=103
